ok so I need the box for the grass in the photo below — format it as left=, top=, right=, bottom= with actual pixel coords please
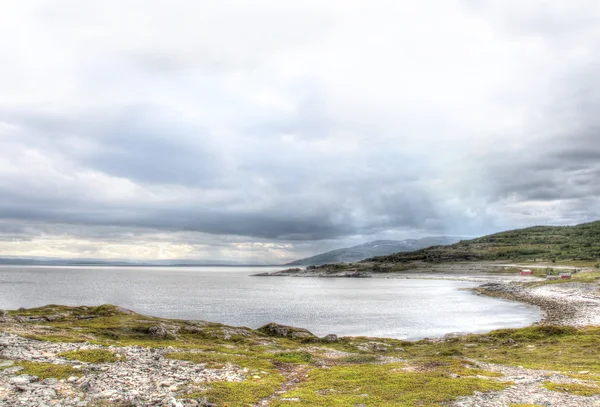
left=59, top=349, right=125, bottom=363
left=170, top=351, right=287, bottom=406
left=401, top=325, right=600, bottom=374
left=189, top=375, right=286, bottom=407
left=366, top=220, right=600, bottom=264
left=270, top=363, right=509, bottom=407
left=16, top=361, right=82, bottom=380
left=273, top=351, right=314, bottom=364
left=338, top=354, right=379, bottom=364
left=544, top=382, right=600, bottom=396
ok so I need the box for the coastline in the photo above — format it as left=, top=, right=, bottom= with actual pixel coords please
left=2, top=265, right=600, bottom=406
left=254, top=262, right=600, bottom=328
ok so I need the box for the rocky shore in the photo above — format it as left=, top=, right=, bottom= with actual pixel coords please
left=475, top=280, right=600, bottom=326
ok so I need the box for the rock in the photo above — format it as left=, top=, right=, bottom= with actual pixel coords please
left=41, top=378, right=59, bottom=385
left=13, top=316, right=27, bottom=323
left=357, top=342, right=390, bottom=353
left=45, top=315, right=62, bottom=322
left=197, top=398, right=217, bottom=407
left=67, top=376, right=78, bottom=383
left=148, top=323, right=177, bottom=339
left=258, top=323, right=316, bottom=340
left=10, top=375, right=37, bottom=385
left=3, top=366, right=24, bottom=374
left=579, top=370, right=590, bottom=374
left=115, top=306, right=136, bottom=315
left=0, top=360, right=14, bottom=368
left=322, top=334, right=338, bottom=342
left=0, top=309, right=7, bottom=317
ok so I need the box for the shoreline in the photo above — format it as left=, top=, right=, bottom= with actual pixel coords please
left=254, top=262, right=600, bottom=329
left=2, top=280, right=600, bottom=406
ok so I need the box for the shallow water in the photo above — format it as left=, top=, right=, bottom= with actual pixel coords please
left=0, top=266, right=541, bottom=339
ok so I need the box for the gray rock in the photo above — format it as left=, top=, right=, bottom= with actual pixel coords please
left=10, top=374, right=38, bottom=385
left=322, top=334, right=338, bottom=342
left=258, top=323, right=316, bottom=339
left=148, top=323, right=176, bottom=339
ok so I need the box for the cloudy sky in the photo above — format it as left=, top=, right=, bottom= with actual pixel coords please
left=1, top=1, right=599, bottom=263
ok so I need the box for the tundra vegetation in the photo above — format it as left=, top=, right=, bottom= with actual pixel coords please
left=366, top=220, right=600, bottom=264
left=2, top=304, right=600, bottom=406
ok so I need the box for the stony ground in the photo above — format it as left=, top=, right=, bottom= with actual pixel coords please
left=453, top=362, right=600, bottom=407
left=0, top=333, right=243, bottom=406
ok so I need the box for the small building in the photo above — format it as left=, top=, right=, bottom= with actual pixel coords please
left=560, top=273, right=572, bottom=279
left=520, top=269, right=533, bottom=276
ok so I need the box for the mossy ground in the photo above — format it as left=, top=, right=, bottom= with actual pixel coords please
left=59, top=349, right=126, bottom=363
left=4, top=304, right=600, bottom=406
left=544, top=382, right=600, bottom=396
left=270, top=363, right=509, bottom=407
left=16, top=361, right=82, bottom=380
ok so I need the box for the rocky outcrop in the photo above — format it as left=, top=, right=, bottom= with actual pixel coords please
left=258, top=323, right=316, bottom=340
left=148, top=323, right=178, bottom=340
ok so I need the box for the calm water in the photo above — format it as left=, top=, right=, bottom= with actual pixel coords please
left=0, top=266, right=541, bottom=339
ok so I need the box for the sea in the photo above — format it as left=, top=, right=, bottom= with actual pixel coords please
left=0, top=266, right=541, bottom=340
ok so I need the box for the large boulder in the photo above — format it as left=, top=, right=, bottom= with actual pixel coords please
left=148, top=323, right=178, bottom=339
left=258, top=323, right=316, bottom=340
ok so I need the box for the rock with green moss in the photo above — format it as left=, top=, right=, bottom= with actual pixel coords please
left=258, top=322, right=316, bottom=340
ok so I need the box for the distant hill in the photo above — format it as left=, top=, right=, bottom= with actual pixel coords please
left=0, top=257, right=270, bottom=267
left=285, top=237, right=463, bottom=266
left=365, top=221, right=600, bottom=264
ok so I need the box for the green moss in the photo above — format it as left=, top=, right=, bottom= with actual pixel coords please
left=59, top=349, right=125, bottom=363
left=544, top=382, right=600, bottom=396
left=16, top=361, right=82, bottom=380
left=22, top=334, right=89, bottom=343
left=189, top=374, right=286, bottom=407
left=402, top=326, right=600, bottom=374
left=270, top=363, right=509, bottom=407
left=273, top=351, right=314, bottom=364
left=338, top=354, right=379, bottom=364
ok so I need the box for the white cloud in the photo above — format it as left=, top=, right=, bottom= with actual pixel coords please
left=0, top=1, right=598, bottom=261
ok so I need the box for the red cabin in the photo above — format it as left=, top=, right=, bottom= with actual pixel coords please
left=520, top=269, right=533, bottom=276
left=560, top=273, right=572, bottom=279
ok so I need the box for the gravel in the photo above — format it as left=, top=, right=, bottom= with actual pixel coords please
left=0, top=333, right=244, bottom=406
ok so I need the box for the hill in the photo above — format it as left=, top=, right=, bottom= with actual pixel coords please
left=0, top=257, right=269, bottom=267
left=286, top=237, right=463, bottom=266
left=365, top=221, right=600, bottom=264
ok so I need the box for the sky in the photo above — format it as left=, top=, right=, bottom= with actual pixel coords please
left=0, top=0, right=599, bottom=264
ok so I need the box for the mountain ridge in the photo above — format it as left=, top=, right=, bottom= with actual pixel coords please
left=285, top=236, right=464, bottom=266
left=364, top=220, right=600, bottom=264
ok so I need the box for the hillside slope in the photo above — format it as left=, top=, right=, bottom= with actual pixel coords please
left=365, top=221, right=600, bottom=264
left=286, top=237, right=462, bottom=266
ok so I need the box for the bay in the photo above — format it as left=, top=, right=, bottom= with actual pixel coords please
left=0, top=266, right=541, bottom=339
